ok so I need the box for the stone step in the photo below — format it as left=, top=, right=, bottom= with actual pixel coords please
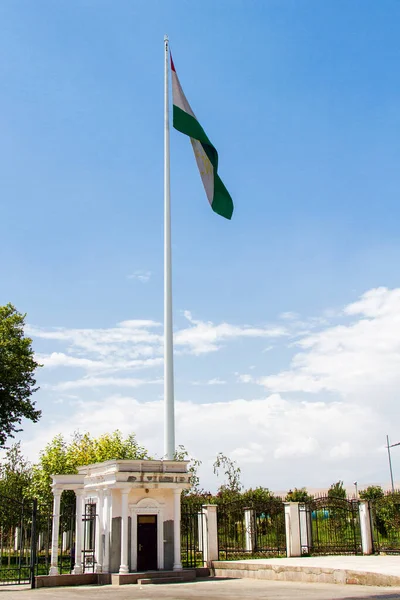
left=114, top=569, right=197, bottom=585
left=138, top=576, right=185, bottom=585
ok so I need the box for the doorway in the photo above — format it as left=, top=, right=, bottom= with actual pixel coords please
left=137, top=515, right=158, bottom=571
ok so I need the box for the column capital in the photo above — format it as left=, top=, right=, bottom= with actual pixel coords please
left=121, top=488, right=130, bottom=496
left=75, top=488, right=85, bottom=497
left=202, top=504, right=217, bottom=512
left=173, top=488, right=182, bottom=496
left=52, top=488, right=62, bottom=498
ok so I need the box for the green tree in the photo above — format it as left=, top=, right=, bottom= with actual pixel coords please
left=328, top=480, right=347, bottom=499
left=0, top=442, right=33, bottom=537
left=242, top=487, right=277, bottom=503
left=174, top=444, right=204, bottom=496
left=285, top=487, right=313, bottom=503
left=213, top=452, right=242, bottom=501
left=359, top=485, right=385, bottom=501
left=0, top=304, right=41, bottom=446
left=0, top=441, right=32, bottom=499
left=31, top=430, right=150, bottom=505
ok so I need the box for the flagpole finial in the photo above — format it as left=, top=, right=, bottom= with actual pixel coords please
left=164, top=34, right=169, bottom=43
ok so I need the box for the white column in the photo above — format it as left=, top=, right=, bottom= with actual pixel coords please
left=197, top=512, right=203, bottom=552
left=284, top=502, right=301, bottom=557
left=119, top=490, right=129, bottom=574
left=49, top=490, right=62, bottom=576
left=164, top=34, right=175, bottom=460
left=102, top=490, right=111, bottom=573
left=95, top=490, right=104, bottom=573
left=203, top=505, right=218, bottom=566
left=73, top=489, right=84, bottom=574
left=299, top=504, right=311, bottom=554
left=14, top=527, right=20, bottom=552
left=359, top=501, right=373, bottom=555
left=244, top=508, right=255, bottom=553
left=173, top=488, right=182, bottom=570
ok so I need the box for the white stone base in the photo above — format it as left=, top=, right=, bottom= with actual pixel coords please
left=119, top=565, right=129, bottom=574
left=72, top=565, right=82, bottom=575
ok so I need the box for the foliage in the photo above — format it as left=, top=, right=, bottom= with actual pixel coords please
left=242, top=486, right=280, bottom=504
left=327, top=480, right=347, bottom=499
left=359, top=485, right=385, bottom=501
left=174, top=444, right=204, bottom=496
left=0, top=442, right=33, bottom=531
left=0, top=303, right=41, bottom=447
left=285, top=487, right=313, bottom=503
left=0, top=441, right=33, bottom=499
left=31, top=430, right=150, bottom=505
left=213, top=452, right=242, bottom=499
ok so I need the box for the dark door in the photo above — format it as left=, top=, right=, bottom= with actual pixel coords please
left=137, top=515, right=157, bottom=571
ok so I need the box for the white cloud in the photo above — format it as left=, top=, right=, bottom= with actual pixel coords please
left=29, top=313, right=289, bottom=394
left=206, top=378, right=226, bottom=385
left=191, top=378, right=227, bottom=386
left=260, top=287, right=400, bottom=399
left=279, top=312, right=299, bottom=321
left=21, top=391, right=385, bottom=491
left=175, top=311, right=287, bottom=355
left=237, top=374, right=253, bottom=383
left=127, top=271, right=152, bottom=283
left=51, top=376, right=162, bottom=391
left=329, top=442, right=352, bottom=459
left=22, top=287, right=400, bottom=491
left=274, top=437, right=320, bottom=459
left=38, top=352, right=163, bottom=373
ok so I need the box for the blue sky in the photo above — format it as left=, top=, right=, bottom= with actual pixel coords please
left=1, top=1, right=400, bottom=492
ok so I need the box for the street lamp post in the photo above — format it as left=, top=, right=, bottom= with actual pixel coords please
left=386, top=434, right=400, bottom=493
left=353, top=481, right=358, bottom=499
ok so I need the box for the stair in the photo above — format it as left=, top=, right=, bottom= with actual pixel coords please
left=114, top=569, right=197, bottom=585
left=138, top=576, right=185, bottom=585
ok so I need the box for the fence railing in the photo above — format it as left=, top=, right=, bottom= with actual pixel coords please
left=299, top=497, right=362, bottom=555
left=370, top=492, right=400, bottom=554
left=217, top=499, right=286, bottom=560
left=181, top=504, right=205, bottom=568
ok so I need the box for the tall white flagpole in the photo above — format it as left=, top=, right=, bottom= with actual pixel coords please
left=164, top=34, right=175, bottom=460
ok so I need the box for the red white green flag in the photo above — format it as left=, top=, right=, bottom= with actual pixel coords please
left=171, top=55, right=234, bottom=220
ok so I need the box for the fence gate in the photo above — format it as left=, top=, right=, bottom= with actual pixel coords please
left=82, top=501, right=97, bottom=572
left=304, top=497, right=362, bottom=555
left=370, top=493, right=400, bottom=554
left=0, top=493, right=38, bottom=586
left=181, top=504, right=205, bottom=568
left=217, top=499, right=286, bottom=560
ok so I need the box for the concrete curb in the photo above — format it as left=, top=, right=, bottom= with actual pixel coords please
left=212, top=561, right=400, bottom=587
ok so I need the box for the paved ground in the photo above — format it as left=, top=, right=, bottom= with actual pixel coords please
left=232, top=556, right=400, bottom=577
left=2, top=579, right=400, bottom=600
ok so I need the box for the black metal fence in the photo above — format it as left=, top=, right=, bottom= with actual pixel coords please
left=217, top=499, right=286, bottom=560
left=370, top=492, right=400, bottom=554
left=0, top=495, right=37, bottom=586
left=82, top=501, right=96, bottom=572
left=0, top=493, right=79, bottom=587
left=181, top=504, right=205, bottom=568
left=301, top=497, right=362, bottom=555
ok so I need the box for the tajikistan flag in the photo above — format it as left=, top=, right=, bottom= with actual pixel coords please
left=171, top=55, right=234, bottom=220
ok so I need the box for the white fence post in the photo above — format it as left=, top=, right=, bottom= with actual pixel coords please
left=284, top=502, right=301, bottom=557
left=359, top=501, right=373, bottom=555
left=299, top=503, right=311, bottom=554
left=244, top=508, right=255, bottom=553
left=202, top=505, right=218, bottom=566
